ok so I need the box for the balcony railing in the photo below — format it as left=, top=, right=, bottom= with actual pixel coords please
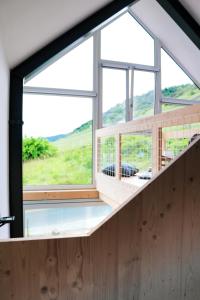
left=96, top=104, right=200, bottom=207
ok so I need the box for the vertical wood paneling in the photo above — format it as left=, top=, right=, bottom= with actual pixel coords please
left=1, top=140, right=200, bottom=299
left=181, top=142, right=200, bottom=300
left=117, top=200, right=142, bottom=300
left=92, top=217, right=119, bottom=300
left=140, top=157, right=184, bottom=300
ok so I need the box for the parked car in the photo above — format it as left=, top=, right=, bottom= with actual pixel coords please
left=102, top=163, right=139, bottom=177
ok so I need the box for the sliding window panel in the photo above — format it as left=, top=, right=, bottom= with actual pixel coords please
left=102, top=68, right=126, bottom=127
left=23, top=94, right=93, bottom=187
left=132, top=70, right=155, bottom=119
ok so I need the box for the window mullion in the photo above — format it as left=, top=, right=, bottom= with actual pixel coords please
left=154, top=38, right=162, bottom=114
left=94, top=31, right=102, bottom=129
left=126, top=69, right=130, bottom=122
left=101, top=59, right=158, bottom=72
left=93, top=31, right=101, bottom=185
left=127, top=68, right=134, bottom=121
left=23, top=86, right=96, bottom=98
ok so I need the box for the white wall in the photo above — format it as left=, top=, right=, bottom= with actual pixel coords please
left=0, top=35, right=9, bottom=238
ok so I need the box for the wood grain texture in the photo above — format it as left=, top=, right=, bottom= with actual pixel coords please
left=23, top=189, right=99, bottom=201
left=96, top=172, right=139, bottom=208
left=1, top=140, right=200, bottom=299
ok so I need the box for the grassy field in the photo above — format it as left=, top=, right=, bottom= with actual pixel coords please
left=23, top=129, right=93, bottom=185
left=121, top=135, right=152, bottom=171
left=23, top=111, right=200, bottom=186
left=23, top=84, right=200, bottom=186
left=23, top=130, right=153, bottom=185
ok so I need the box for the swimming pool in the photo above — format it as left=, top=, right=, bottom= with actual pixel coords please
left=24, top=200, right=112, bottom=237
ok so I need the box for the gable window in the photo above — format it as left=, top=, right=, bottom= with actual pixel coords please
left=22, top=11, right=159, bottom=191
left=9, top=0, right=200, bottom=237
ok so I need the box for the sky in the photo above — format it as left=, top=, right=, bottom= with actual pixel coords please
left=23, top=12, right=193, bottom=138
left=23, top=95, right=92, bottom=137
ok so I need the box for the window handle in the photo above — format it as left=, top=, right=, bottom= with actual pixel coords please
left=0, top=216, right=15, bottom=227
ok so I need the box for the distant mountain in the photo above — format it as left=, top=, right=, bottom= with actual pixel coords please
left=73, top=120, right=92, bottom=133
left=103, top=103, right=125, bottom=126
left=162, top=83, right=200, bottom=100
left=103, top=83, right=200, bottom=124
left=46, top=133, right=68, bottom=142
left=46, top=83, right=200, bottom=142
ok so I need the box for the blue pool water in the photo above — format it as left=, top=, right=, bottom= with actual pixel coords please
left=24, top=202, right=112, bottom=237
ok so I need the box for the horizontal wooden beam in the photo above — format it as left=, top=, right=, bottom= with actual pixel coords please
left=23, top=189, right=99, bottom=201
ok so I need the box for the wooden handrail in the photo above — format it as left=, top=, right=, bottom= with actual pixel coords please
left=95, top=105, right=200, bottom=208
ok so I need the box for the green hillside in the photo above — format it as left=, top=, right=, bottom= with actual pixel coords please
left=23, top=135, right=93, bottom=185
left=70, top=83, right=200, bottom=128
left=162, top=84, right=200, bottom=100
left=103, top=83, right=200, bottom=124
left=23, top=83, right=200, bottom=186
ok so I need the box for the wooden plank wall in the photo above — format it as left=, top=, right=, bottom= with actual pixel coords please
left=0, top=140, right=200, bottom=300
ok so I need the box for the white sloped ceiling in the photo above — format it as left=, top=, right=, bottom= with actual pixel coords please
left=180, top=0, right=200, bottom=24
left=0, top=0, right=112, bottom=68
left=0, top=0, right=199, bottom=80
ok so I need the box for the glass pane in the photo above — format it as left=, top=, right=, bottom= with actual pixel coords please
left=102, top=68, right=126, bottom=127
left=23, top=94, right=93, bottom=186
left=162, top=103, right=185, bottom=113
left=162, top=123, right=200, bottom=168
left=25, top=37, right=93, bottom=90
left=121, top=132, right=152, bottom=186
left=133, top=71, right=155, bottom=119
left=101, top=13, right=154, bottom=65
left=161, top=49, right=200, bottom=101
left=24, top=202, right=112, bottom=237
left=100, top=136, right=116, bottom=176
